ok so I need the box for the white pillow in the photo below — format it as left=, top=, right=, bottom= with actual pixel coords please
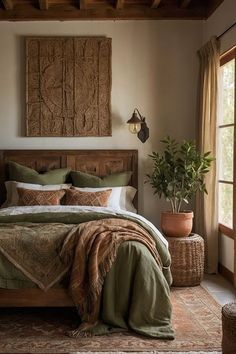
left=72, top=186, right=137, bottom=213
left=3, top=181, right=71, bottom=207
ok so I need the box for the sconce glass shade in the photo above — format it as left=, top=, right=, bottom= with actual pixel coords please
left=127, top=111, right=142, bottom=134
left=128, top=122, right=141, bottom=134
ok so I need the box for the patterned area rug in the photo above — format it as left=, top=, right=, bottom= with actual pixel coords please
left=0, top=286, right=222, bottom=353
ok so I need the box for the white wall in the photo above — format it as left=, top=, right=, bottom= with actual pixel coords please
left=0, top=20, right=203, bottom=226
left=204, top=0, right=236, bottom=274
left=204, top=0, right=236, bottom=53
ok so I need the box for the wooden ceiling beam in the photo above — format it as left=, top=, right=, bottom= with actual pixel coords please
left=115, top=0, right=124, bottom=9
left=179, top=0, right=192, bottom=8
left=207, top=0, right=224, bottom=17
left=150, top=0, right=162, bottom=9
left=2, top=0, right=13, bottom=10
left=0, top=0, right=225, bottom=20
left=39, top=0, right=49, bottom=10
left=0, top=6, right=206, bottom=20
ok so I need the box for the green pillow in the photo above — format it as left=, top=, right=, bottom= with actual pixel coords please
left=71, top=170, right=132, bottom=188
left=8, top=161, right=71, bottom=185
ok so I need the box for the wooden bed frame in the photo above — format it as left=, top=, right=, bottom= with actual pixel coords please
left=0, top=149, right=138, bottom=307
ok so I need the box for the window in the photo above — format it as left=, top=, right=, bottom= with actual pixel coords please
left=218, top=47, right=236, bottom=238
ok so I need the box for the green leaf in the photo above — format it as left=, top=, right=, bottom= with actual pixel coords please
left=146, top=136, right=213, bottom=208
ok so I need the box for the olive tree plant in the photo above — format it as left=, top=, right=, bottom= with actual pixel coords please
left=146, top=136, right=214, bottom=213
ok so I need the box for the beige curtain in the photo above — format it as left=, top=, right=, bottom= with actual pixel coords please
left=195, top=37, right=220, bottom=274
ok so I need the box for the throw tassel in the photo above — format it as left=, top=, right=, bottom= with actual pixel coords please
left=67, top=321, right=98, bottom=338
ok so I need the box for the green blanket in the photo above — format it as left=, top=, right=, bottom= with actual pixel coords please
left=0, top=211, right=174, bottom=339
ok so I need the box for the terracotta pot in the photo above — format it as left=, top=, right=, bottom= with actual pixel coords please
left=161, top=211, right=194, bottom=237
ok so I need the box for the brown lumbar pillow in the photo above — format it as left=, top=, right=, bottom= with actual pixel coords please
left=17, top=188, right=65, bottom=206
left=65, top=188, right=112, bottom=207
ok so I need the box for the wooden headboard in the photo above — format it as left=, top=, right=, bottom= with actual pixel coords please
left=0, top=149, right=138, bottom=208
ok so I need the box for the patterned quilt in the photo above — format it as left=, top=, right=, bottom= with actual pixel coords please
left=0, top=207, right=174, bottom=339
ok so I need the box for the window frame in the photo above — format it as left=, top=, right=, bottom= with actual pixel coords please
left=218, top=46, right=236, bottom=240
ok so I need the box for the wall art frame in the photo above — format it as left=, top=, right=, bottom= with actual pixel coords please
left=26, top=36, right=112, bottom=137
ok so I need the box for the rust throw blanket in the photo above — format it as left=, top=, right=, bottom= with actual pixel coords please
left=60, top=218, right=163, bottom=337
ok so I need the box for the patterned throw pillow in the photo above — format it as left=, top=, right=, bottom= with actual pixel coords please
left=65, top=188, right=112, bottom=207
left=17, top=188, right=65, bottom=206
left=4, top=181, right=71, bottom=207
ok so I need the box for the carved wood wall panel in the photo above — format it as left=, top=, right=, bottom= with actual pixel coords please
left=26, top=37, right=112, bottom=137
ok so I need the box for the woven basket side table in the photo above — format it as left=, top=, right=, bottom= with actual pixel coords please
left=222, top=302, right=236, bottom=354
left=166, top=234, right=204, bottom=287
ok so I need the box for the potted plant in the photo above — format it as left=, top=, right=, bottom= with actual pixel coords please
left=146, top=136, right=213, bottom=237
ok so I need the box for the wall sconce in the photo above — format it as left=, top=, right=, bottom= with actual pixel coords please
left=127, top=108, right=149, bottom=143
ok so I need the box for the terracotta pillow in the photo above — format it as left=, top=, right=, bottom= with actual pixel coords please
left=17, top=188, right=65, bottom=206
left=65, top=188, right=112, bottom=207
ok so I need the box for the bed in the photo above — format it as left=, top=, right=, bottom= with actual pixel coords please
left=0, top=149, right=174, bottom=339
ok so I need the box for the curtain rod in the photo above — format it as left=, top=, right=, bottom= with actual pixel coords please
left=217, top=22, right=236, bottom=40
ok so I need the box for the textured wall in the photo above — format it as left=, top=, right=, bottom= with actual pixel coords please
left=0, top=20, right=202, bottom=226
